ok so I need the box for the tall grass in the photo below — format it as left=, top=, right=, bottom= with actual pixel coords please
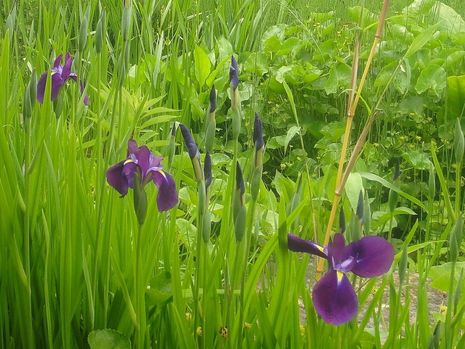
left=1, top=0, right=464, bottom=348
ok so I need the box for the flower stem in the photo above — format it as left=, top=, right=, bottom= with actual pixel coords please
left=135, top=222, right=146, bottom=347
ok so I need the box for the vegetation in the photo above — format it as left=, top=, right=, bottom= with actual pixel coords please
left=1, top=0, right=465, bottom=347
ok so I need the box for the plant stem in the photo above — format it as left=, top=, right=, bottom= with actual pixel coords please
left=135, top=222, right=146, bottom=347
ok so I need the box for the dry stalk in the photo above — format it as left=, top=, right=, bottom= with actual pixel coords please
left=316, top=0, right=390, bottom=278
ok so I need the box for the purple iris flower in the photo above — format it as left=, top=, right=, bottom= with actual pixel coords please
left=288, top=233, right=394, bottom=325
left=106, top=140, right=178, bottom=212
left=37, top=53, right=89, bottom=105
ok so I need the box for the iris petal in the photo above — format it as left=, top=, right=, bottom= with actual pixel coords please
left=328, top=233, right=355, bottom=270
left=53, top=55, right=63, bottom=68
left=122, top=161, right=137, bottom=188
left=312, top=270, right=358, bottom=325
left=350, top=236, right=394, bottom=278
left=62, top=53, right=73, bottom=80
left=50, top=74, right=65, bottom=101
left=37, top=72, right=65, bottom=103
left=36, top=72, right=48, bottom=103
left=153, top=171, right=178, bottom=211
left=106, top=161, right=129, bottom=196
left=127, top=139, right=139, bottom=155
left=133, top=146, right=152, bottom=179
left=288, top=234, right=327, bottom=259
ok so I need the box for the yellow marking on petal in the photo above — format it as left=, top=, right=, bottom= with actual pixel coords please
left=124, top=159, right=135, bottom=165
left=158, top=169, right=167, bottom=180
left=336, top=271, right=344, bottom=284
left=315, top=245, right=324, bottom=252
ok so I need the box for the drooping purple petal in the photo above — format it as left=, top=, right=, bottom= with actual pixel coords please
left=312, top=270, right=358, bottom=325
left=288, top=234, right=327, bottom=259
left=122, top=161, right=137, bottom=188
left=50, top=73, right=65, bottom=101
left=37, top=72, right=65, bottom=103
left=106, top=161, right=130, bottom=196
left=349, top=236, right=394, bottom=278
left=153, top=171, right=178, bottom=211
left=36, top=72, right=48, bottom=103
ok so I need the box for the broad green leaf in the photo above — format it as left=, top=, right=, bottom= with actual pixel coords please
left=396, top=58, right=412, bottom=94
left=435, top=3, right=465, bottom=33
left=88, top=329, right=131, bottom=349
left=447, top=75, right=465, bottom=119
left=275, top=65, right=292, bottom=84
left=405, top=24, right=439, bottom=58
left=320, top=121, right=345, bottom=141
left=140, top=114, right=179, bottom=129
left=324, top=62, right=351, bottom=95
left=374, top=60, right=411, bottom=94
left=147, top=271, right=172, bottom=307
left=194, top=46, right=211, bottom=87
left=445, top=51, right=465, bottom=69
left=393, top=206, right=417, bottom=215
left=262, top=24, right=286, bottom=52
left=284, top=126, right=300, bottom=153
left=415, top=64, right=446, bottom=96
left=244, top=52, right=268, bottom=76
left=430, top=262, right=465, bottom=295
left=345, top=172, right=364, bottom=213
left=216, top=37, right=233, bottom=59
left=402, top=0, right=436, bottom=15
left=371, top=210, right=397, bottom=232
left=359, top=172, right=427, bottom=212
left=347, top=6, right=377, bottom=29
left=403, top=150, right=432, bottom=170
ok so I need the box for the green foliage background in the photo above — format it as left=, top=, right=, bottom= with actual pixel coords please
left=1, top=0, right=465, bottom=348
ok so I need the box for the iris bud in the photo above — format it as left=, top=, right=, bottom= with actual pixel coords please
left=122, top=1, right=132, bottom=42
left=23, top=71, right=36, bottom=124
left=253, top=113, right=265, bottom=152
left=204, top=152, right=212, bottom=191
left=233, top=162, right=246, bottom=241
left=95, top=10, right=105, bottom=53
left=180, top=124, right=203, bottom=182
left=205, top=86, right=216, bottom=152
left=79, top=6, right=90, bottom=52
left=229, top=56, right=239, bottom=90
